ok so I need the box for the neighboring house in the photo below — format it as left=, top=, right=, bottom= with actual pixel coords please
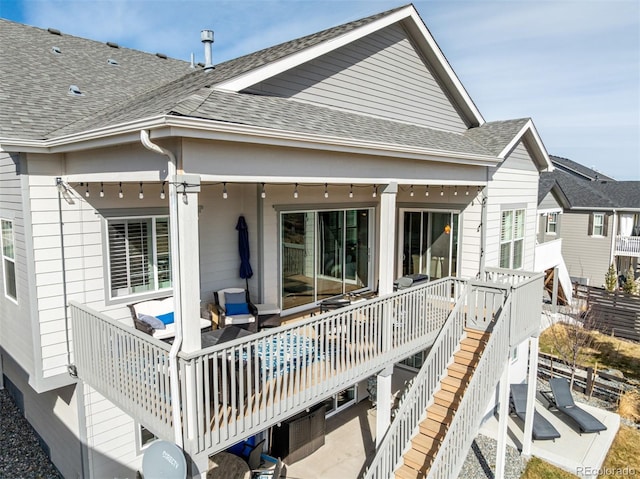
left=538, top=155, right=640, bottom=289
left=1, top=6, right=550, bottom=478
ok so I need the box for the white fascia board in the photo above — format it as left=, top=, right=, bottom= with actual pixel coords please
left=161, top=116, right=500, bottom=167
left=0, top=116, right=167, bottom=153
left=497, top=119, right=553, bottom=172
left=0, top=114, right=499, bottom=167
left=402, top=11, right=484, bottom=126
left=214, top=6, right=415, bottom=92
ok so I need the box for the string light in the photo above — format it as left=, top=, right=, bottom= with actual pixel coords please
left=425, top=186, right=429, bottom=197
left=410, top=185, right=414, bottom=197
left=372, top=185, right=377, bottom=198
left=440, top=185, right=444, bottom=196
left=85, top=183, right=90, bottom=197
left=349, top=184, right=353, bottom=198
left=261, top=183, right=266, bottom=199
left=454, top=186, right=458, bottom=196
left=293, top=183, right=299, bottom=199
left=324, top=183, right=329, bottom=198
left=160, top=181, right=165, bottom=200
left=100, top=182, right=104, bottom=198
left=222, top=182, right=228, bottom=199
left=182, top=183, right=188, bottom=204
left=118, top=182, right=123, bottom=199
left=465, top=186, right=469, bottom=196
left=139, top=182, right=144, bottom=200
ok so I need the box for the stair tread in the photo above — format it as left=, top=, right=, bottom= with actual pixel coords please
left=395, top=464, right=422, bottom=479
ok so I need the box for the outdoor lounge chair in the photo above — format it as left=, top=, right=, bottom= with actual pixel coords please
left=214, top=288, right=258, bottom=332
left=546, top=378, right=607, bottom=434
left=510, top=384, right=561, bottom=441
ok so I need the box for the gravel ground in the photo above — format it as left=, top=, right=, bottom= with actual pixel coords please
left=0, top=389, right=62, bottom=479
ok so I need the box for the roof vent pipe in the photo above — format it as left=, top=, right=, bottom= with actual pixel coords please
left=201, top=29, right=214, bottom=71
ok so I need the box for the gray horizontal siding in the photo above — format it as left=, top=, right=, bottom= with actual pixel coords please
left=0, top=151, right=35, bottom=374
left=246, top=24, right=468, bottom=132
left=560, top=211, right=613, bottom=286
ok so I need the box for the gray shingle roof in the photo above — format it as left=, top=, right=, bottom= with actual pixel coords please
left=550, top=155, right=615, bottom=181
left=0, top=18, right=193, bottom=140
left=1, top=5, right=533, bottom=164
left=463, top=119, right=530, bottom=156
left=540, top=167, right=640, bottom=210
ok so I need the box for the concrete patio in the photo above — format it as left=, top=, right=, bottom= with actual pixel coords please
left=479, top=393, right=620, bottom=479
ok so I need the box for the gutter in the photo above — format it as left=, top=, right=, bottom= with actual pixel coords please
left=140, top=129, right=184, bottom=449
left=0, top=116, right=500, bottom=167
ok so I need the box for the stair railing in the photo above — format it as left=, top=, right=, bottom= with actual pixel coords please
left=362, top=283, right=468, bottom=479
left=427, top=295, right=512, bottom=479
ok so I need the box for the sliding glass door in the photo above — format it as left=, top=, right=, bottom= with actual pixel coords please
left=400, top=210, right=459, bottom=280
left=281, top=208, right=371, bottom=311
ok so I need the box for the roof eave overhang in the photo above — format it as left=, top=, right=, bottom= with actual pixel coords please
left=213, top=5, right=485, bottom=127
left=498, top=119, right=553, bottom=172
left=0, top=115, right=500, bottom=167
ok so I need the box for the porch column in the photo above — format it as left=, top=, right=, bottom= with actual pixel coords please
left=378, top=182, right=397, bottom=295
left=522, top=336, right=539, bottom=457
left=375, top=365, right=393, bottom=447
left=494, top=359, right=511, bottom=479
left=551, top=266, right=559, bottom=315
left=175, top=174, right=202, bottom=352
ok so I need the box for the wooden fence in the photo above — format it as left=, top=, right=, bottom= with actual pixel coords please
left=538, top=352, right=635, bottom=402
left=575, top=285, right=640, bottom=342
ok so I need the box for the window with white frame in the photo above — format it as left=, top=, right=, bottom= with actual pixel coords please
left=546, top=212, right=558, bottom=234
left=500, top=209, right=525, bottom=269
left=107, top=216, right=171, bottom=298
left=1, top=219, right=17, bottom=301
left=591, top=213, right=605, bottom=236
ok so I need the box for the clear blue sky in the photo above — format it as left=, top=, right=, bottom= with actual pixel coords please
left=1, top=0, right=639, bottom=180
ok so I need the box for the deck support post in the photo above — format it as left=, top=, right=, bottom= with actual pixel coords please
left=495, top=358, right=510, bottom=479
left=375, top=365, right=394, bottom=447
left=551, top=266, right=559, bottom=315
left=378, top=182, right=397, bottom=296
left=522, top=336, right=539, bottom=457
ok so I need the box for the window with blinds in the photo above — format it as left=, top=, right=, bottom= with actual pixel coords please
left=107, top=217, right=171, bottom=298
left=500, top=209, right=525, bottom=269
left=1, top=219, right=17, bottom=301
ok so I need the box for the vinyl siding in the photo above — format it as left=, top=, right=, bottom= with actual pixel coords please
left=0, top=151, right=35, bottom=375
left=484, top=143, right=539, bottom=271
left=1, top=353, right=83, bottom=479
left=246, top=24, right=468, bottom=132
left=83, top=386, right=142, bottom=478
left=560, top=211, right=613, bottom=286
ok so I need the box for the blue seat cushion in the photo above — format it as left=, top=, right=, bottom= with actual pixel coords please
left=226, top=302, right=250, bottom=315
left=156, top=312, right=175, bottom=325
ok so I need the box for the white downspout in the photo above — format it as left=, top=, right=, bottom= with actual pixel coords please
left=140, top=129, right=184, bottom=448
left=610, top=209, right=618, bottom=266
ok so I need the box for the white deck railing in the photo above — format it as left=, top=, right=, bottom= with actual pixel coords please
left=363, top=270, right=543, bottom=479
left=70, top=277, right=465, bottom=457
left=70, top=301, right=175, bottom=440
left=615, top=235, right=640, bottom=257
left=428, top=296, right=512, bottom=479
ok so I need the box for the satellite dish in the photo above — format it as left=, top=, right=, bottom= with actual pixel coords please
left=142, top=441, right=187, bottom=479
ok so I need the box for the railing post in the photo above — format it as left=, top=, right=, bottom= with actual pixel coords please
left=375, top=365, right=394, bottom=447
left=522, top=336, right=539, bottom=457
left=495, top=360, right=510, bottom=479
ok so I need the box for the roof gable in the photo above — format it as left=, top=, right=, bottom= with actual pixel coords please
left=213, top=5, right=484, bottom=127
left=243, top=23, right=468, bottom=132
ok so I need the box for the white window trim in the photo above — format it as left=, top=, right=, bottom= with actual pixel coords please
left=592, top=212, right=605, bottom=237
left=546, top=212, right=558, bottom=235
left=500, top=208, right=525, bottom=270
left=1, top=218, right=18, bottom=304
left=105, top=215, right=172, bottom=301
